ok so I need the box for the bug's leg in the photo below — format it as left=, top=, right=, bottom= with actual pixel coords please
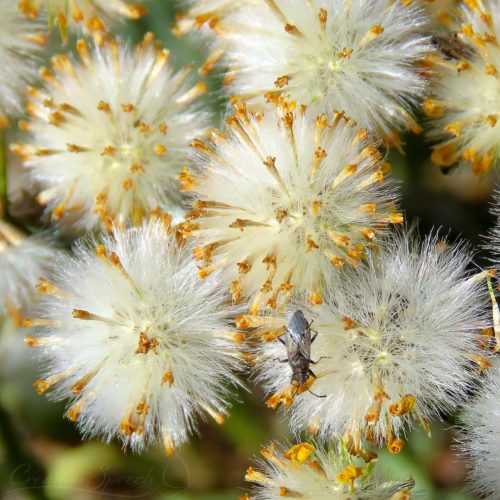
left=311, top=331, right=318, bottom=343
left=291, top=380, right=300, bottom=397
left=309, top=356, right=330, bottom=364
left=277, top=327, right=289, bottom=344
left=273, top=357, right=288, bottom=363
left=308, top=369, right=317, bottom=379
left=308, top=319, right=319, bottom=337
left=306, top=386, right=327, bottom=398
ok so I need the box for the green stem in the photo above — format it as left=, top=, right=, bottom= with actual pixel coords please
left=0, top=404, right=48, bottom=499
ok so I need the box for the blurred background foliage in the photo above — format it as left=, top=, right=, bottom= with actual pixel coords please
left=0, top=1, right=496, bottom=498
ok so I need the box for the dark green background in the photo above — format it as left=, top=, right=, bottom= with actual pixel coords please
left=0, top=1, right=496, bottom=498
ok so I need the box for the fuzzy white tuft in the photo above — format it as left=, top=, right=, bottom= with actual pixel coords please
left=27, top=219, right=243, bottom=454
left=178, top=0, right=430, bottom=139
left=12, top=35, right=209, bottom=231
left=245, top=440, right=415, bottom=499
left=488, top=188, right=500, bottom=265
left=19, top=0, right=147, bottom=37
left=459, top=361, right=500, bottom=498
left=0, top=0, right=46, bottom=122
left=426, top=0, right=500, bottom=174
left=174, top=0, right=251, bottom=38
left=185, top=103, right=402, bottom=312
left=250, top=230, right=489, bottom=451
left=0, top=221, right=57, bottom=314
left=424, top=0, right=459, bottom=26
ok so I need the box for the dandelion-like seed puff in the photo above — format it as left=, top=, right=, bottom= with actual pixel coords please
left=426, top=0, right=500, bottom=174
left=0, top=0, right=46, bottom=125
left=421, top=0, right=460, bottom=27
left=174, top=0, right=242, bottom=33
left=25, top=220, right=244, bottom=454
left=176, top=0, right=430, bottom=140
left=487, top=189, right=500, bottom=264
left=244, top=441, right=415, bottom=499
left=459, top=362, right=500, bottom=498
left=246, top=231, right=489, bottom=454
left=0, top=221, right=56, bottom=315
left=18, top=0, right=147, bottom=39
left=183, top=102, right=402, bottom=312
left=12, top=34, right=209, bottom=230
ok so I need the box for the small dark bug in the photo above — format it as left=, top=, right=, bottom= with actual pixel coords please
left=431, top=34, right=475, bottom=61
left=277, top=310, right=326, bottom=398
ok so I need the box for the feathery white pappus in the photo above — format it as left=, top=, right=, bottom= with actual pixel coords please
left=18, top=0, right=147, bottom=38
left=183, top=102, right=402, bottom=311
left=0, top=0, right=46, bottom=124
left=423, top=0, right=459, bottom=26
left=244, top=441, right=415, bottom=499
left=248, top=230, right=489, bottom=453
left=459, top=361, right=500, bottom=498
left=177, top=0, right=430, bottom=141
left=0, top=221, right=57, bottom=314
left=26, top=220, right=244, bottom=454
left=487, top=188, right=500, bottom=265
left=173, top=0, right=250, bottom=39
left=12, top=34, right=209, bottom=231
left=425, top=0, right=500, bottom=174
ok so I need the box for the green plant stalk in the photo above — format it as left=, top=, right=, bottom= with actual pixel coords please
left=0, top=404, right=48, bottom=500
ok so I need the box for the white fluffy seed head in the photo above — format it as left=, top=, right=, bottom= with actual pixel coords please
left=13, top=35, right=209, bottom=231
left=177, top=0, right=430, bottom=139
left=18, top=0, right=147, bottom=38
left=0, top=0, right=46, bottom=123
left=245, top=440, right=415, bottom=499
left=488, top=188, right=500, bottom=265
left=184, top=102, right=402, bottom=312
left=250, top=230, right=489, bottom=451
left=0, top=221, right=57, bottom=314
left=425, top=0, right=500, bottom=174
left=28, top=220, right=243, bottom=454
left=459, top=361, right=500, bottom=498
left=424, top=0, right=459, bottom=26
left=174, top=0, right=251, bottom=37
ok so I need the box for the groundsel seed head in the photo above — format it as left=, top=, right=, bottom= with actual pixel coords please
left=177, top=0, right=430, bottom=140
left=183, top=102, right=402, bottom=312
left=18, top=0, right=147, bottom=39
left=419, top=0, right=460, bottom=27
left=459, top=361, right=500, bottom=498
left=249, top=230, right=489, bottom=452
left=0, top=221, right=57, bottom=315
left=488, top=188, right=500, bottom=266
left=26, top=220, right=244, bottom=454
left=12, top=34, right=209, bottom=231
left=173, top=0, right=251, bottom=37
left=244, top=440, right=415, bottom=499
left=426, top=0, right=500, bottom=175
left=0, top=0, right=46, bottom=124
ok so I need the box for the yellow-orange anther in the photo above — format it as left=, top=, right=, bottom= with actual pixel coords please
left=486, top=114, right=498, bottom=127
left=445, top=122, right=462, bottom=137
left=389, top=394, right=416, bottom=416
left=431, top=144, right=456, bottom=166
left=245, top=467, right=268, bottom=483
left=422, top=99, right=445, bottom=118
left=387, top=437, right=405, bottom=454
left=337, top=464, right=363, bottom=485
left=284, top=443, right=314, bottom=464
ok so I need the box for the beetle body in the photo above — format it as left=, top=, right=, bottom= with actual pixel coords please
left=284, top=310, right=314, bottom=387
left=431, top=34, right=474, bottom=61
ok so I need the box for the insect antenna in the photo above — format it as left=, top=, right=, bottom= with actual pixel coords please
left=305, top=386, right=326, bottom=398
